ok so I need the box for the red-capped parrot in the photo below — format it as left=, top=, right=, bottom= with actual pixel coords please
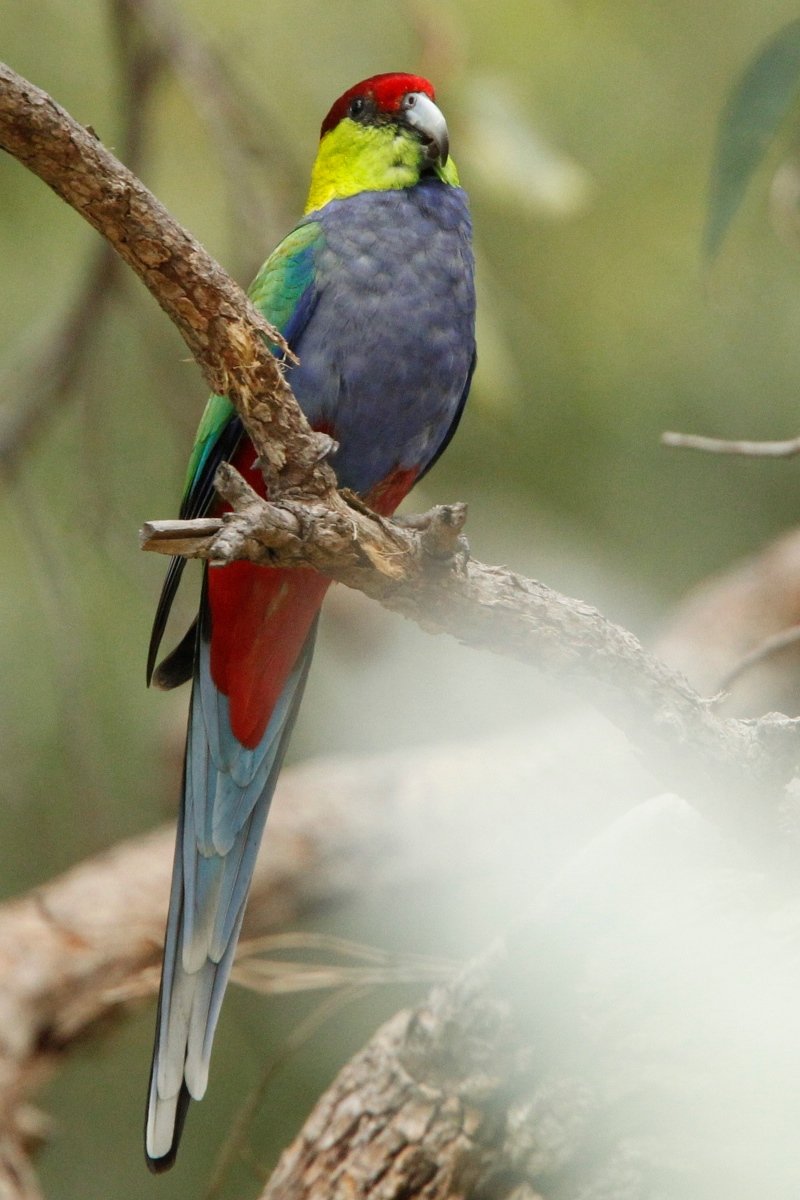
left=145, top=72, right=476, bottom=1171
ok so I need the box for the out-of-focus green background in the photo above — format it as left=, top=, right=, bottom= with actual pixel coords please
left=3, top=1, right=800, bottom=1195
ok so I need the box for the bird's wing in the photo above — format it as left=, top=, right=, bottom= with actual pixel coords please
left=146, top=219, right=323, bottom=686
left=418, top=346, right=477, bottom=483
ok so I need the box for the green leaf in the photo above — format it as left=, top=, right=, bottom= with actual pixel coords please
left=705, top=18, right=800, bottom=260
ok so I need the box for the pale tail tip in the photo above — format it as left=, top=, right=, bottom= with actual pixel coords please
left=145, top=1078, right=191, bottom=1173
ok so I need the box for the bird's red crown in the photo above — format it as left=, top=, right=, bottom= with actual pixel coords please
left=320, top=73, right=436, bottom=138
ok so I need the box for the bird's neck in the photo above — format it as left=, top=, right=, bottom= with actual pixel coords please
left=304, top=118, right=460, bottom=214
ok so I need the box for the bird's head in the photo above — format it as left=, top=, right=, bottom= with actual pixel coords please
left=305, top=73, right=459, bottom=213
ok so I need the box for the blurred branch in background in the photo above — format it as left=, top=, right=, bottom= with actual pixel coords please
left=259, top=790, right=800, bottom=1200
left=1, top=693, right=798, bottom=1199
left=122, top=0, right=305, bottom=251
left=460, top=78, right=592, bottom=221
left=658, top=526, right=800, bottom=716
left=0, top=0, right=304, bottom=478
left=0, top=718, right=653, bottom=1199
left=0, top=2, right=159, bottom=476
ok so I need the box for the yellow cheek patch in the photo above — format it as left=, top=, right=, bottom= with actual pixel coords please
left=305, top=119, right=437, bottom=213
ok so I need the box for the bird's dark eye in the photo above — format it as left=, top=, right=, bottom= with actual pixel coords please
left=348, top=96, right=366, bottom=119
left=403, top=93, right=416, bottom=109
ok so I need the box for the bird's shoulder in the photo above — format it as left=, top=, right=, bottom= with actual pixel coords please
left=247, top=219, right=324, bottom=339
left=181, top=220, right=324, bottom=501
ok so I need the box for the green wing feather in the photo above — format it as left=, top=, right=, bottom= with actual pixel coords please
left=247, top=219, right=321, bottom=327
left=182, top=220, right=322, bottom=505
left=148, top=219, right=322, bottom=687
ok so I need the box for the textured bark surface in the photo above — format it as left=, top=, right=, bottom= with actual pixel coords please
left=143, top=468, right=800, bottom=836
left=261, top=1006, right=499, bottom=1200
left=0, top=61, right=330, bottom=499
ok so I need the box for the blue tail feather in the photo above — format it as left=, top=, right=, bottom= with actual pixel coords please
left=144, top=610, right=318, bottom=1170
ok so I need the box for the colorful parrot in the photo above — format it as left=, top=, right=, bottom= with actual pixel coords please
left=144, top=72, right=476, bottom=1171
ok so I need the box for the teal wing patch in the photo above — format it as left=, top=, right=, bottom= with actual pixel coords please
left=248, top=219, right=321, bottom=343
left=147, top=220, right=323, bottom=686
left=183, top=220, right=323, bottom=505
left=247, top=218, right=319, bottom=331
left=182, top=393, right=236, bottom=505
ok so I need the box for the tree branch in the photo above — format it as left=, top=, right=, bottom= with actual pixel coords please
left=4, top=60, right=800, bottom=1200
left=3, top=61, right=800, bottom=840
left=259, top=794, right=800, bottom=1200
left=140, top=465, right=800, bottom=838
left=0, top=60, right=327, bottom=499
left=662, top=429, right=800, bottom=457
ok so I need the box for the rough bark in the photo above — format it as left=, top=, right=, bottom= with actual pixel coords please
left=142, top=468, right=800, bottom=839
left=0, top=61, right=329, bottom=499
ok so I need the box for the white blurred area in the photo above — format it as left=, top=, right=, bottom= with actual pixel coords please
left=297, top=496, right=650, bottom=764
left=271, top=510, right=800, bottom=1197
left=293, top=663, right=800, bottom=1195
left=460, top=76, right=593, bottom=220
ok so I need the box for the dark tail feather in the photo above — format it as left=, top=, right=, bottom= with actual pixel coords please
left=152, top=619, right=198, bottom=690
left=147, top=556, right=187, bottom=686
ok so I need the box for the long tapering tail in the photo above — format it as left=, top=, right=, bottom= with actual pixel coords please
left=145, top=611, right=318, bottom=1171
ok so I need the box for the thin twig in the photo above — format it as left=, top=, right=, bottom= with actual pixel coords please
left=235, top=931, right=460, bottom=969
left=662, top=430, right=800, bottom=457
left=231, top=945, right=458, bottom=995
left=718, top=623, right=800, bottom=692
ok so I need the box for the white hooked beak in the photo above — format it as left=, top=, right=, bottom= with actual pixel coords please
left=400, top=92, right=450, bottom=165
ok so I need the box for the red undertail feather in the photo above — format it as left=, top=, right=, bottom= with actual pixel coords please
left=209, top=444, right=418, bottom=749
left=208, top=440, right=329, bottom=749
left=209, top=563, right=328, bottom=748
left=365, top=465, right=419, bottom=516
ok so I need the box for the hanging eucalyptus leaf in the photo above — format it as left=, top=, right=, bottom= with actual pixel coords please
left=706, top=18, right=800, bottom=260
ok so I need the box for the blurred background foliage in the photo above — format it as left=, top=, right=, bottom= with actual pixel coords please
left=4, top=0, right=800, bottom=1195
